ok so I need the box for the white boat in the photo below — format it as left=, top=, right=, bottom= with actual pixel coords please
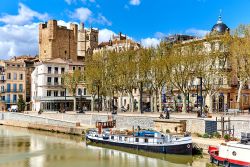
left=86, top=129, right=192, bottom=155
left=209, top=133, right=250, bottom=167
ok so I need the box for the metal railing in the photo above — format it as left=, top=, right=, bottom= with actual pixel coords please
left=0, top=89, right=24, bottom=93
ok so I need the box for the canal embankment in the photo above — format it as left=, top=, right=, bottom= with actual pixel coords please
left=0, top=112, right=93, bottom=135
left=1, top=111, right=249, bottom=154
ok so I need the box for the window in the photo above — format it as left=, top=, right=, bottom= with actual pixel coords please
left=13, top=95, right=17, bottom=103
left=47, top=77, right=51, bottom=85
left=7, top=73, right=11, bottom=79
left=78, top=88, right=82, bottom=95
left=0, top=86, right=4, bottom=92
left=7, top=84, right=11, bottom=92
left=20, top=73, right=23, bottom=80
left=54, top=91, right=58, bottom=97
left=61, top=68, right=65, bottom=74
left=55, top=67, right=58, bottom=74
left=44, top=50, right=46, bottom=53
left=13, top=84, right=17, bottom=92
left=219, top=78, right=223, bottom=85
left=73, top=66, right=75, bottom=71
left=13, top=73, right=17, bottom=80
left=7, top=94, right=10, bottom=102
left=83, top=88, right=86, bottom=95
left=78, top=67, right=81, bottom=71
left=54, top=77, right=58, bottom=85
left=48, top=67, right=52, bottom=74
left=47, top=90, right=51, bottom=96
left=19, top=84, right=23, bottom=92
left=86, top=35, right=89, bottom=40
left=60, top=91, right=65, bottom=96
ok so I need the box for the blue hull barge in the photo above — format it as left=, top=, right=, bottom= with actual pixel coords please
left=86, top=130, right=192, bottom=155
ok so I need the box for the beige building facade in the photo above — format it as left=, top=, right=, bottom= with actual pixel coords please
left=0, top=56, right=37, bottom=111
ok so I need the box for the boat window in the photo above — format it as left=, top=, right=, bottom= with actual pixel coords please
left=111, top=136, right=114, bottom=140
left=144, top=138, right=148, bottom=143
left=119, top=136, right=122, bottom=141
left=124, top=137, right=127, bottom=141
left=135, top=138, right=139, bottom=142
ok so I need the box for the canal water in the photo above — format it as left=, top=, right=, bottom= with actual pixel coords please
left=0, top=126, right=211, bottom=167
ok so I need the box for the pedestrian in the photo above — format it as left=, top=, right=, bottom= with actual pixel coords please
left=224, top=104, right=228, bottom=114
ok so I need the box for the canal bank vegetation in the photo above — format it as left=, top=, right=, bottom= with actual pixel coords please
left=56, top=24, right=250, bottom=113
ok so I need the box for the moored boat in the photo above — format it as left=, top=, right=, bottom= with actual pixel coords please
left=209, top=132, right=250, bottom=167
left=86, top=129, right=192, bottom=155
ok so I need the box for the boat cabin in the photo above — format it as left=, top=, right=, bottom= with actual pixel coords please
left=240, top=132, right=250, bottom=144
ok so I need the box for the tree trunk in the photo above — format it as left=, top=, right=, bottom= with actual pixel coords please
left=154, top=90, right=157, bottom=112
left=237, top=80, right=243, bottom=109
left=158, top=88, right=162, bottom=112
left=181, top=93, right=187, bottom=113
left=73, top=96, right=76, bottom=112
left=150, top=90, right=154, bottom=112
left=91, top=95, right=95, bottom=112
left=138, top=92, right=141, bottom=113
left=129, top=92, right=134, bottom=112
left=205, top=92, right=213, bottom=113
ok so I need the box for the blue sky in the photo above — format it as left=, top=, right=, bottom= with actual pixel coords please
left=0, top=0, right=250, bottom=59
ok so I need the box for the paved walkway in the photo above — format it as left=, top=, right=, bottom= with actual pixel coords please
left=23, top=110, right=250, bottom=120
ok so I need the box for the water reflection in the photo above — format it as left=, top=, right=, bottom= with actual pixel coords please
left=0, top=126, right=209, bottom=167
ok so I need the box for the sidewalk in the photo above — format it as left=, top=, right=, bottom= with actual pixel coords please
left=26, top=110, right=250, bottom=120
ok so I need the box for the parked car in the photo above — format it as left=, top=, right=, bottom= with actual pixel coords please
left=10, top=105, right=18, bottom=112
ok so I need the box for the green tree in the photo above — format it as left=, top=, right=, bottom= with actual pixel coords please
left=229, top=25, right=250, bottom=109
left=17, top=95, right=25, bottom=112
left=62, top=70, right=83, bottom=112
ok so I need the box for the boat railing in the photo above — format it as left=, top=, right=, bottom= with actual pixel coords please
left=108, top=134, right=184, bottom=145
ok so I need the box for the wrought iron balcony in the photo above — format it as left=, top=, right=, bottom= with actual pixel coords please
left=1, top=89, right=24, bottom=93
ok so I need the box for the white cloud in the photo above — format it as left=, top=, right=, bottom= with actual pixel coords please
left=185, top=28, right=209, bottom=37
left=0, top=3, right=48, bottom=25
left=65, top=0, right=74, bottom=4
left=70, top=7, right=92, bottom=22
left=0, top=23, right=39, bottom=59
left=90, top=14, right=112, bottom=26
left=70, top=7, right=111, bottom=26
left=98, top=29, right=117, bottom=43
left=141, top=38, right=160, bottom=48
left=66, top=0, right=96, bottom=5
left=0, top=20, right=77, bottom=60
left=129, top=0, right=141, bottom=6
left=154, top=32, right=167, bottom=39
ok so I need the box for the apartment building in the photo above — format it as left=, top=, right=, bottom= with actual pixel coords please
left=31, top=58, right=91, bottom=112
left=0, top=56, right=37, bottom=111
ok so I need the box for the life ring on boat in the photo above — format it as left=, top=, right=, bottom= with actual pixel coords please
left=187, top=144, right=190, bottom=149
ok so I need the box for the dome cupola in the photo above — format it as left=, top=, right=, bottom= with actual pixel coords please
left=211, top=14, right=230, bottom=35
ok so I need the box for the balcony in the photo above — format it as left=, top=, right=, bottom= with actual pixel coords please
left=0, top=79, right=5, bottom=83
left=46, top=82, right=61, bottom=87
left=1, top=89, right=24, bottom=93
left=0, top=99, right=17, bottom=104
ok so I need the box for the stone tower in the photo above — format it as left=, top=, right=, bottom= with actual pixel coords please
left=39, top=20, right=78, bottom=61
left=77, top=23, right=99, bottom=60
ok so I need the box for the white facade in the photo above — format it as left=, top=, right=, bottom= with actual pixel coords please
left=31, top=58, right=90, bottom=112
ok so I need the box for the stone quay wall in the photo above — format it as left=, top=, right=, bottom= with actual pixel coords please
left=1, top=112, right=250, bottom=138
left=1, top=112, right=77, bottom=127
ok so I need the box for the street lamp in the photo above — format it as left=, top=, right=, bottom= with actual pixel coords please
left=140, top=82, right=143, bottom=114
left=194, top=77, right=203, bottom=117
left=64, top=88, right=66, bottom=112
left=93, top=80, right=100, bottom=113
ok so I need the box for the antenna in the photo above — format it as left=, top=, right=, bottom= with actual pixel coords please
left=218, top=9, right=223, bottom=23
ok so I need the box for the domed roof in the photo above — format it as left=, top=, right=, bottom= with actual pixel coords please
left=211, top=15, right=230, bottom=34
